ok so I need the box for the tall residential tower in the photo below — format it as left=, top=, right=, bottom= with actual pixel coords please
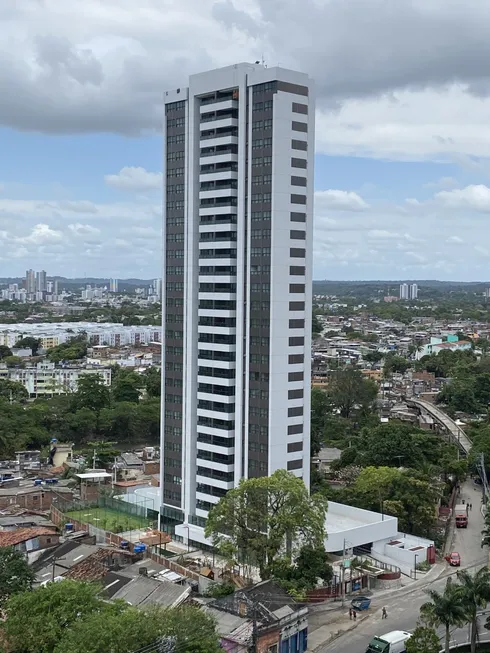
left=160, top=63, right=315, bottom=547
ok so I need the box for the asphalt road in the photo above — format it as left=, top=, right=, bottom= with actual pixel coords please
left=319, top=480, right=487, bottom=653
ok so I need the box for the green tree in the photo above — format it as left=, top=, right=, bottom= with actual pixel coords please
left=457, top=567, right=490, bottom=653
left=0, top=344, right=12, bottom=360
left=312, top=312, right=322, bottom=336
left=271, top=544, right=333, bottom=595
left=47, top=335, right=88, bottom=363
left=405, top=625, right=441, bottom=653
left=363, top=351, right=384, bottom=364
left=71, top=374, right=111, bottom=413
left=143, top=366, right=161, bottom=398
left=0, top=379, right=28, bottom=403
left=111, top=370, right=143, bottom=404
left=3, top=355, right=24, bottom=367
left=15, top=336, right=41, bottom=355
left=420, top=578, right=466, bottom=653
left=56, top=604, right=221, bottom=653
left=384, top=353, right=410, bottom=375
left=357, top=422, right=423, bottom=468
left=310, top=387, right=331, bottom=457
left=327, top=368, right=378, bottom=419
left=0, top=547, right=35, bottom=607
left=205, top=469, right=328, bottom=580
left=3, top=580, right=106, bottom=653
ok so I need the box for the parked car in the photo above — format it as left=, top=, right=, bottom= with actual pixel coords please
left=445, top=552, right=461, bottom=566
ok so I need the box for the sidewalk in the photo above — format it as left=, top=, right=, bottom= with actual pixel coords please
left=307, top=606, right=371, bottom=651
left=306, top=561, right=446, bottom=651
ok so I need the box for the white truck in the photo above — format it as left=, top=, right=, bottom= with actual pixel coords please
left=366, top=630, right=412, bottom=653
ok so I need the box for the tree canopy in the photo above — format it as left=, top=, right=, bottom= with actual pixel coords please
left=326, top=369, right=378, bottom=419
left=205, top=469, right=328, bottom=580
left=2, top=581, right=221, bottom=653
left=0, top=547, right=35, bottom=607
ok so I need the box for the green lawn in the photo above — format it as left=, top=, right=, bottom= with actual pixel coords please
left=66, top=508, right=150, bottom=533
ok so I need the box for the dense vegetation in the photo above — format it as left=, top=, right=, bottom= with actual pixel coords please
left=310, top=370, right=466, bottom=540
left=0, top=571, right=221, bottom=653
left=0, top=366, right=161, bottom=458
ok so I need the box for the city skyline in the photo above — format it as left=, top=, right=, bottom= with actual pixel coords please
left=2, top=2, right=490, bottom=281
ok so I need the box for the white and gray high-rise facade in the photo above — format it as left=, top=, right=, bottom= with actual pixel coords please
left=160, top=63, right=315, bottom=547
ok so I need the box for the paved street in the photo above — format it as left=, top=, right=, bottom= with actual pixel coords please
left=316, top=480, right=487, bottom=653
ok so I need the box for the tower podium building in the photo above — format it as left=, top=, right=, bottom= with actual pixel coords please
left=160, top=63, right=315, bottom=547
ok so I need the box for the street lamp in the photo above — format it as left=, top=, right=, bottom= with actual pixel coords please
left=414, top=554, right=419, bottom=580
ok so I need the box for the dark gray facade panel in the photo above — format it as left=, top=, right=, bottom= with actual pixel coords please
left=248, top=88, right=275, bottom=478
left=291, top=194, right=307, bottom=205
left=291, top=139, right=308, bottom=151
left=292, top=102, right=308, bottom=114
left=287, top=458, right=303, bottom=470
left=290, top=212, right=306, bottom=223
left=288, top=354, right=304, bottom=364
left=289, top=284, right=305, bottom=293
left=292, top=120, right=308, bottom=133
left=290, top=231, right=306, bottom=241
left=291, top=176, right=307, bottom=187
left=277, top=81, right=309, bottom=96
left=290, top=265, right=305, bottom=275
left=289, top=301, right=305, bottom=310
left=288, top=441, right=304, bottom=453
left=288, top=371, right=304, bottom=382
left=163, top=101, right=186, bottom=510
left=290, top=248, right=306, bottom=258
left=289, top=337, right=305, bottom=347
left=288, top=388, right=304, bottom=400
left=288, top=424, right=303, bottom=435
left=291, top=157, right=307, bottom=169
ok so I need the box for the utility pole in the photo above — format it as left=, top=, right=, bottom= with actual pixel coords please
left=341, top=538, right=346, bottom=607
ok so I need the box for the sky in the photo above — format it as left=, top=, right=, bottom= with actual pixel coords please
left=3, top=1, right=490, bottom=281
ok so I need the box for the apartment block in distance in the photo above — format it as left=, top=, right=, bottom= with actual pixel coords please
left=160, top=63, right=315, bottom=547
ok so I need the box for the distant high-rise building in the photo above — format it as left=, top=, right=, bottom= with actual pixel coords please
left=36, top=270, right=47, bottom=293
left=160, top=63, right=315, bottom=547
left=25, top=269, right=36, bottom=294
left=109, top=278, right=119, bottom=293
left=154, top=278, right=162, bottom=301
left=399, top=283, right=409, bottom=300
left=409, top=283, right=418, bottom=300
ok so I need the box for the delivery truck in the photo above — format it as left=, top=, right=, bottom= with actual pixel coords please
left=455, top=503, right=468, bottom=528
left=366, top=630, right=412, bottom=653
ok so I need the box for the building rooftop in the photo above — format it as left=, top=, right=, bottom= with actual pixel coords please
left=0, top=527, right=58, bottom=547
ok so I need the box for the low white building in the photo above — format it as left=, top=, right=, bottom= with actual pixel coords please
left=324, top=501, right=398, bottom=553
left=0, top=362, right=111, bottom=398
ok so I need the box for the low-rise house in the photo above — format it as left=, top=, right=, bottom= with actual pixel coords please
left=209, top=580, right=308, bottom=653
left=0, top=484, right=73, bottom=510
left=0, top=527, right=59, bottom=552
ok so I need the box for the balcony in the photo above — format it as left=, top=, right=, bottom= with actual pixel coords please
left=199, top=98, right=237, bottom=113
left=199, top=188, right=238, bottom=201
left=200, top=135, right=238, bottom=149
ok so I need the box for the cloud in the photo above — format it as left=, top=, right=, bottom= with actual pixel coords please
left=447, top=235, right=464, bottom=244
left=104, top=166, right=162, bottom=192
left=315, top=189, right=369, bottom=212
left=68, top=223, right=101, bottom=236
left=435, top=184, right=490, bottom=212
left=0, top=0, right=490, bottom=159
left=19, top=223, right=63, bottom=245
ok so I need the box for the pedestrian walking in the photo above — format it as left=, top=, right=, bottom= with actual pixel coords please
left=382, top=607, right=387, bottom=619
left=353, top=610, right=357, bottom=621
left=349, top=608, right=352, bottom=620
left=470, top=503, right=473, bottom=510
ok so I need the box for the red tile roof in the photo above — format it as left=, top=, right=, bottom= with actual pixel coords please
left=0, top=527, right=58, bottom=547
